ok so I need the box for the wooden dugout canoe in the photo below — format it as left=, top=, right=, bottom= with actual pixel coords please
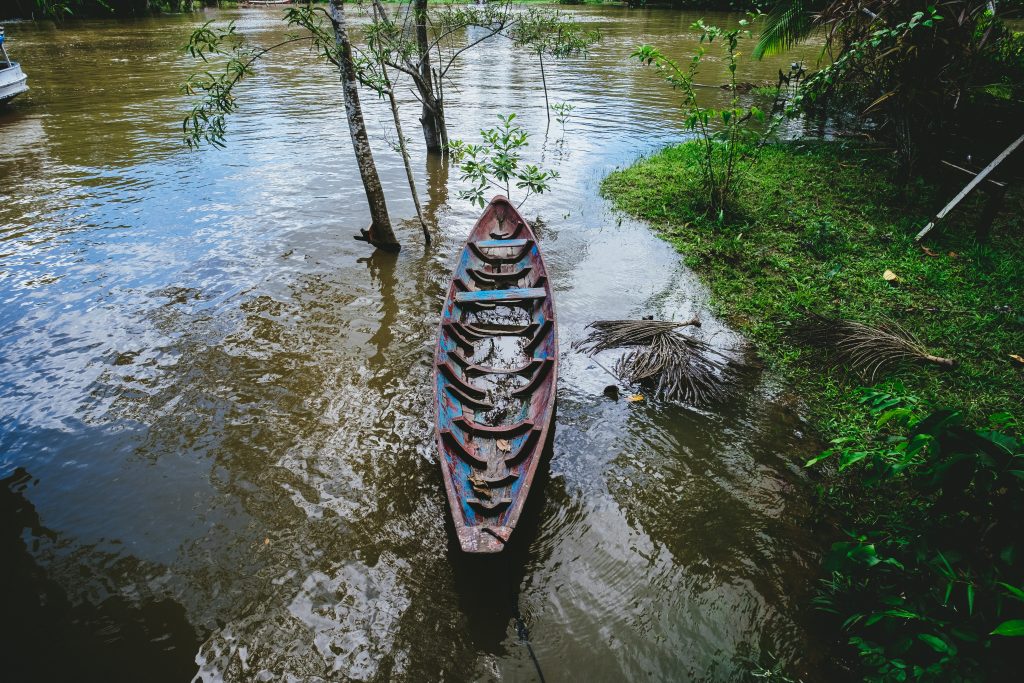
left=434, top=196, right=558, bottom=553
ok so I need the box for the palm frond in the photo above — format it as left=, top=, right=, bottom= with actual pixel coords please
left=793, top=312, right=956, bottom=381
left=753, top=0, right=815, bottom=60
left=573, top=319, right=740, bottom=405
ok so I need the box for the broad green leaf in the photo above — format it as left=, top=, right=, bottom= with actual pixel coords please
left=805, top=450, right=835, bottom=467
left=917, top=633, right=953, bottom=654
left=839, top=451, right=869, bottom=470
left=998, top=583, right=1024, bottom=603
left=990, top=620, right=1024, bottom=636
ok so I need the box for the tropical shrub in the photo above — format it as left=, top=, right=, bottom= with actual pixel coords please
left=448, top=113, right=560, bottom=209
left=810, top=386, right=1024, bottom=680
left=758, top=0, right=1024, bottom=175
left=632, top=18, right=791, bottom=217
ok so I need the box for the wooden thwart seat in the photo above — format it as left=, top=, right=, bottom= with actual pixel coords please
left=440, top=429, right=487, bottom=467
left=473, top=239, right=529, bottom=249
left=444, top=383, right=493, bottom=411
left=523, top=320, right=553, bottom=354
left=455, top=287, right=546, bottom=304
left=442, top=322, right=476, bottom=353
left=473, top=471, right=518, bottom=487
left=511, top=359, right=555, bottom=398
left=447, top=321, right=488, bottom=342
left=489, top=222, right=525, bottom=240
left=442, top=425, right=542, bottom=468
left=448, top=351, right=543, bottom=378
left=467, top=266, right=532, bottom=286
left=469, top=240, right=534, bottom=265
left=454, top=416, right=535, bottom=439
left=468, top=497, right=513, bottom=513
left=505, top=427, right=542, bottom=466
left=464, top=322, right=538, bottom=337
left=437, top=361, right=487, bottom=399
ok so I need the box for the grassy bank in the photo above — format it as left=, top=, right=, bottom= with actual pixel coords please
left=603, top=141, right=1021, bottom=426
left=602, top=141, right=1024, bottom=680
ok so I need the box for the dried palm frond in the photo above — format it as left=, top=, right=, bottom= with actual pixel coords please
left=793, top=312, right=956, bottom=382
left=573, top=318, right=739, bottom=405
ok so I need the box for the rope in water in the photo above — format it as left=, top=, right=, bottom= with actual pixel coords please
left=501, top=569, right=546, bottom=683
left=513, top=600, right=547, bottom=683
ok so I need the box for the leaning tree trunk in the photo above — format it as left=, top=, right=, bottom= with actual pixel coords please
left=329, top=0, right=400, bottom=252
left=385, top=70, right=430, bottom=244
left=415, top=0, right=445, bottom=154
left=539, top=50, right=550, bottom=127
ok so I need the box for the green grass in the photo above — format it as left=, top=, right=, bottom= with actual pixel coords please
left=601, top=141, right=1023, bottom=434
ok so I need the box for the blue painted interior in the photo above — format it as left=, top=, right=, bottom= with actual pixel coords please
left=454, top=287, right=546, bottom=303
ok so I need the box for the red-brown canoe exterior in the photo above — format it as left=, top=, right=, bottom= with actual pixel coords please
left=433, top=197, right=558, bottom=552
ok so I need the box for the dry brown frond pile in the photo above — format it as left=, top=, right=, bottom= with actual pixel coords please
left=573, top=319, right=739, bottom=405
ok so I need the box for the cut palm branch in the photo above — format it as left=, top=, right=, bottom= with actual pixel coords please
left=573, top=319, right=739, bottom=405
left=793, top=312, right=956, bottom=381
left=753, top=0, right=814, bottom=60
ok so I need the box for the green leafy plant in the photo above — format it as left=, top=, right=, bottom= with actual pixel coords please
left=448, top=113, right=560, bottom=209
left=509, top=9, right=599, bottom=124
left=632, top=17, right=784, bottom=216
left=809, top=387, right=1024, bottom=680
left=551, top=101, right=575, bottom=128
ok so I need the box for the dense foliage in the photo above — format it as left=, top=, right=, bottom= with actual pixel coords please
left=812, top=389, right=1023, bottom=680
left=4, top=0, right=195, bottom=18
left=756, top=0, right=1024, bottom=173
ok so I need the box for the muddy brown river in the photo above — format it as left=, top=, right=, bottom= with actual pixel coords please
left=0, top=5, right=846, bottom=681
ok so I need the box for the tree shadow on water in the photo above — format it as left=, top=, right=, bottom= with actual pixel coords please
left=360, top=249, right=400, bottom=387
left=0, top=468, right=202, bottom=683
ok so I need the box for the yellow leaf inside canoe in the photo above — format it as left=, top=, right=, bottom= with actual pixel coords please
left=496, top=439, right=512, bottom=452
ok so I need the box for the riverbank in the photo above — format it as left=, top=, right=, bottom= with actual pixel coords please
left=603, top=140, right=1022, bottom=425
left=603, top=140, right=1024, bottom=679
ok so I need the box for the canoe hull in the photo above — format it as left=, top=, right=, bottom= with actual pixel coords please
left=434, top=197, right=558, bottom=553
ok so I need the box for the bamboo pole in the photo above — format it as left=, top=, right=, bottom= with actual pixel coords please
left=916, top=132, right=1024, bottom=241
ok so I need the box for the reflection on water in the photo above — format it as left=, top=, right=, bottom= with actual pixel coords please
left=0, top=6, right=845, bottom=681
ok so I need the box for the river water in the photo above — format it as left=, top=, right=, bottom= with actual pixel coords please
left=0, top=5, right=844, bottom=681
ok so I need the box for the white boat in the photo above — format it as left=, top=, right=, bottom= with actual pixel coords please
left=0, top=27, right=29, bottom=104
